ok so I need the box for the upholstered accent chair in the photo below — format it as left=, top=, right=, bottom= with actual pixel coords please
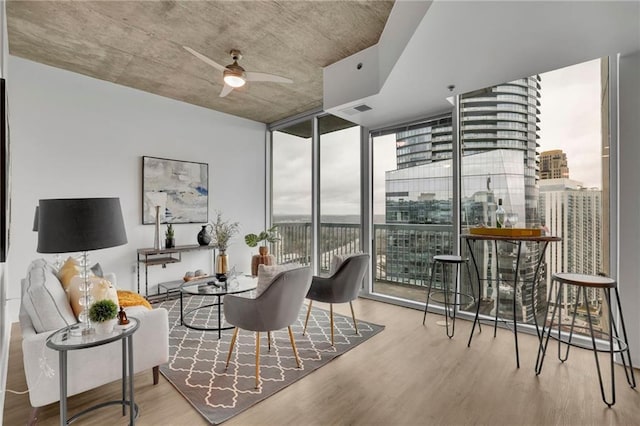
left=224, top=266, right=312, bottom=388
left=303, top=253, right=369, bottom=346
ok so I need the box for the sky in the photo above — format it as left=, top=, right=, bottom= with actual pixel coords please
left=538, top=59, right=602, bottom=188
left=272, top=58, right=603, bottom=216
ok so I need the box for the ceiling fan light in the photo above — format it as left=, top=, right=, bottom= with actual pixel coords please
left=223, top=68, right=246, bottom=88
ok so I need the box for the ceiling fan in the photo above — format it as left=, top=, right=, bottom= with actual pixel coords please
left=183, top=46, right=293, bottom=98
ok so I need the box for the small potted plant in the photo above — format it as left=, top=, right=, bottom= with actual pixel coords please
left=89, top=299, right=119, bottom=334
left=245, top=225, right=280, bottom=276
left=165, top=223, right=175, bottom=248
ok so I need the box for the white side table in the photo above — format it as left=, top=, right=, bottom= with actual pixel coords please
left=46, top=317, right=140, bottom=425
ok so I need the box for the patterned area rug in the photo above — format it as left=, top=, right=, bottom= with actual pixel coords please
left=157, top=296, right=384, bottom=425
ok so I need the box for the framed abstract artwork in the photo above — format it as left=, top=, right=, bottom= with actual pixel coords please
left=142, top=156, right=209, bottom=224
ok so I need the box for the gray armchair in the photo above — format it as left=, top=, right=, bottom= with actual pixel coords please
left=224, top=266, right=312, bottom=388
left=303, top=253, right=370, bottom=346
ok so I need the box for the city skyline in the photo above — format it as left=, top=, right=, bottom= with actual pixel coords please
left=273, top=58, right=603, bottom=217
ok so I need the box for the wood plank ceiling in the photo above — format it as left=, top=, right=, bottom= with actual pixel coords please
left=7, top=0, right=394, bottom=124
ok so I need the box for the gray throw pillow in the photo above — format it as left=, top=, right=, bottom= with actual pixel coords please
left=22, top=259, right=77, bottom=333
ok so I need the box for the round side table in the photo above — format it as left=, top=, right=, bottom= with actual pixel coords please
left=46, top=317, right=140, bottom=425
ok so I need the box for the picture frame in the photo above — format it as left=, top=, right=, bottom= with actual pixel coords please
left=142, top=156, right=209, bottom=224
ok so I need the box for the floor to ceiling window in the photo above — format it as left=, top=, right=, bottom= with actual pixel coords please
left=459, top=58, right=610, bottom=337
left=271, top=119, right=312, bottom=266
left=318, top=116, right=361, bottom=275
left=271, top=115, right=360, bottom=273
left=371, top=116, right=454, bottom=303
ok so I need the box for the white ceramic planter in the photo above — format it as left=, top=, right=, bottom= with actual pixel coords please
left=93, top=318, right=117, bottom=334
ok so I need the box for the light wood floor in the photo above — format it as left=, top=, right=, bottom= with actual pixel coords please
left=4, top=299, right=639, bottom=425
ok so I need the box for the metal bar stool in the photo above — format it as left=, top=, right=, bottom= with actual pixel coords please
left=423, top=255, right=479, bottom=338
left=535, top=273, right=636, bottom=407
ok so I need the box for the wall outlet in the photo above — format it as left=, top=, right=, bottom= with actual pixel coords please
left=131, top=264, right=137, bottom=273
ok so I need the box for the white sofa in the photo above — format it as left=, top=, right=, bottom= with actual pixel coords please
left=19, top=262, right=169, bottom=422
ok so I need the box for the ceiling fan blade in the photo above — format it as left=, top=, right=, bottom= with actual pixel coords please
left=183, top=46, right=226, bottom=73
left=219, top=84, right=234, bottom=98
left=245, top=72, right=293, bottom=84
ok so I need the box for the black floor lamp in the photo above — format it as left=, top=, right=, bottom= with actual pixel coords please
left=37, top=198, right=127, bottom=334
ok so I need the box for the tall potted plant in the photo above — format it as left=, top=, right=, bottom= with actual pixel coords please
left=245, top=225, right=280, bottom=276
left=210, top=211, right=240, bottom=278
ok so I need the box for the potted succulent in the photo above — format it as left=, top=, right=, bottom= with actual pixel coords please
left=165, top=223, right=175, bottom=248
left=89, top=299, right=119, bottom=334
left=245, top=225, right=280, bottom=276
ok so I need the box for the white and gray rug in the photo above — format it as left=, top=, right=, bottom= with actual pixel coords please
left=157, top=296, right=384, bottom=425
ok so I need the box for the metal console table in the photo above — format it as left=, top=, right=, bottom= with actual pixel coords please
left=136, top=244, right=216, bottom=297
left=46, top=318, right=140, bottom=426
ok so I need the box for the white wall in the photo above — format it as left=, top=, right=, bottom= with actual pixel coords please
left=618, top=50, right=640, bottom=366
left=5, top=56, right=267, bottom=311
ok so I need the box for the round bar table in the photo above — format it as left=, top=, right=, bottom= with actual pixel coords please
left=461, top=233, right=561, bottom=368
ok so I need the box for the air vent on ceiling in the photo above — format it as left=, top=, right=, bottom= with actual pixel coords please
left=339, top=104, right=373, bottom=116
left=353, top=104, right=372, bottom=112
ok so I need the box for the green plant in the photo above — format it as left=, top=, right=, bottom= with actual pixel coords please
left=244, top=225, right=279, bottom=247
left=165, top=223, right=174, bottom=239
left=88, top=299, right=118, bottom=323
left=210, top=211, right=240, bottom=251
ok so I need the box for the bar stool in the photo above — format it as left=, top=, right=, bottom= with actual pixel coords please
left=423, top=255, right=478, bottom=338
left=535, top=273, right=636, bottom=407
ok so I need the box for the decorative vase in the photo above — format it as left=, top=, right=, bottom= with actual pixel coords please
left=216, top=250, right=228, bottom=280
left=251, top=246, right=275, bottom=276
left=154, top=206, right=161, bottom=250
left=94, top=318, right=117, bottom=335
left=197, top=225, right=212, bottom=246
left=165, top=238, right=175, bottom=249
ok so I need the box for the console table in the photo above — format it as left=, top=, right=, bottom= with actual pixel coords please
left=136, top=244, right=216, bottom=297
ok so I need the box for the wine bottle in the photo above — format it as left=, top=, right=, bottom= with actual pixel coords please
left=496, top=198, right=505, bottom=228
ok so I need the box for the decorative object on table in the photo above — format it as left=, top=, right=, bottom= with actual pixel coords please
left=197, top=224, right=213, bottom=246
left=142, top=156, right=208, bottom=224
left=165, top=223, right=175, bottom=248
left=210, top=211, right=239, bottom=278
left=183, top=269, right=209, bottom=282
left=153, top=205, right=162, bottom=249
left=495, top=198, right=505, bottom=228
left=245, top=225, right=279, bottom=276
left=37, top=197, right=128, bottom=335
left=88, top=299, right=118, bottom=334
left=117, top=306, right=130, bottom=325
left=468, top=227, right=542, bottom=237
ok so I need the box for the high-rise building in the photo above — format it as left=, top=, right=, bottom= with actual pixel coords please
left=540, top=149, right=569, bottom=179
left=386, top=76, right=545, bottom=322
left=539, top=178, right=605, bottom=330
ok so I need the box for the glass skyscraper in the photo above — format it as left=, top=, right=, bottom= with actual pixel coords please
left=385, top=76, right=544, bottom=322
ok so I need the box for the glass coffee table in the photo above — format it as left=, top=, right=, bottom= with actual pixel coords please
left=179, top=275, right=256, bottom=338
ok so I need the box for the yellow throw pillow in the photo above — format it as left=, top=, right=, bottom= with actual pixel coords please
left=117, top=290, right=152, bottom=310
left=67, top=276, right=118, bottom=318
left=58, top=257, right=80, bottom=290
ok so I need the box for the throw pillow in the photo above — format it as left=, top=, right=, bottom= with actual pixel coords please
left=58, top=256, right=80, bottom=290
left=22, top=259, right=77, bottom=333
left=67, top=276, right=119, bottom=318
left=117, top=290, right=152, bottom=310
left=90, top=262, right=104, bottom=278
left=256, top=263, right=301, bottom=296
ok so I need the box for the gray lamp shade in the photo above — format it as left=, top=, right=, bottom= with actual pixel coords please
left=37, top=198, right=128, bottom=253
left=32, top=206, right=39, bottom=232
